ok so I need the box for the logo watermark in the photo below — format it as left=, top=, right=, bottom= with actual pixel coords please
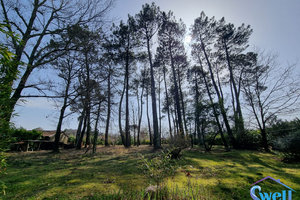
left=250, top=176, right=295, bottom=200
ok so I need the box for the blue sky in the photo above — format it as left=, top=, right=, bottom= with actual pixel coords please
left=12, top=0, right=300, bottom=130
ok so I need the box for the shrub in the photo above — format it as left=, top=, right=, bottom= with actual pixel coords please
left=161, top=137, right=168, bottom=144
left=236, top=130, right=262, bottom=150
left=268, top=119, right=300, bottom=140
left=96, top=138, right=105, bottom=145
left=210, top=135, right=224, bottom=146
left=11, top=128, right=42, bottom=142
left=140, top=139, right=150, bottom=145
left=0, top=129, right=13, bottom=150
left=208, top=130, right=262, bottom=150
left=268, top=119, right=300, bottom=162
left=140, top=150, right=177, bottom=188
left=168, top=134, right=190, bottom=149
left=273, top=130, right=300, bottom=162
left=0, top=152, right=7, bottom=195
left=68, top=136, right=76, bottom=144
left=115, top=137, right=124, bottom=145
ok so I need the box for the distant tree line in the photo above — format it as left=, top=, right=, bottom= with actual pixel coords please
left=1, top=1, right=299, bottom=153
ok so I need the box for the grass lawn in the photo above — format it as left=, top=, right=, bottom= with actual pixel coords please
left=1, top=145, right=299, bottom=199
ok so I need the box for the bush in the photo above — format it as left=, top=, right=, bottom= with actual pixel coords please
left=0, top=129, right=13, bottom=150
left=140, top=139, right=150, bottom=145
left=268, top=119, right=300, bottom=140
left=96, top=138, right=105, bottom=145
left=208, top=130, right=262, bottom=150
left=268, top=119, right=300, bottom=162
left=272, top=131, right=300, bottom=162
left=0, top=152, right=7, bottom=195
left=10, top=128, right=42, bottom=142
left=140, top=150, right=177, bottom=188
left=236, top=130, right=262, bottom=150
left=210, top=135, right=224, bottom=146
left=68, top=136, right=76, bottom=144
left=161, top=138, right=168, bottom=144
left=168, top=134, right=190, bottom=149
left=115, top=137, right=124, bottom=145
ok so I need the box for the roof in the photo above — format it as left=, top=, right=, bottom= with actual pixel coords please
left=42, top=131, right=68, bottom=137
left=42, top=131, right=56, bottom=137
left=251, top=176, right=295, bottom=192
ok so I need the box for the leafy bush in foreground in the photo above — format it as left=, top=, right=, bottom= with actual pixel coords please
left=140, top=150, right=177, bottom=188
left=0, top=153, right=7, bottom=195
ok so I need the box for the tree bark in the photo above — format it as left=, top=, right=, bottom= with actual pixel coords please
left=119, top=76, right=126, bottom=145
left=125, top=44, right=131, bottom=147
left=76, top=111, right=85, bottom=145
left=104, top=66, right=111, bottom=146
left=93, top=101, right=102, bottom=153
left=146, top=87, right=153, bottom=145
left=146, top=38, right=160, bottom=149
left=53, top=71, right=72, bottom=153
left=194, top=71, right=200, bottom=145
left=53, top=104, right=66, bottom=153
left=137, top=79, right=144, bottom=146
left=171, top=108, right=178, bottom=136
left=76, top=112, right=87, bottom=149
left=162, top=67, right=173, bottom=139
left=132, top=107, right=136, bottom=146
left=84, top=51, right=91, bottom=149
left=85, top=109, right=91, bottom=148
left=177, top=69, right=188, bottom=136
left=158, top=76, right=162, bottom=137
left=169, top=45, right=184, bottom=137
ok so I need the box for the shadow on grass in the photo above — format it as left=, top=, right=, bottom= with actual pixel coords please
left=1, top=145, right=300, bottom=199
left=2, top=147, right=153, bottom=199
left=180, top=148, right=300, bottom=194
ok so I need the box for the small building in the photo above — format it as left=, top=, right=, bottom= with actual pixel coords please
left=41, top=130, right=69, bottom=144
left=11, top=130, right=72, bottom=151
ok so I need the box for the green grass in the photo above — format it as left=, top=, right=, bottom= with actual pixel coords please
left=0, top=145, right=299, bottom=199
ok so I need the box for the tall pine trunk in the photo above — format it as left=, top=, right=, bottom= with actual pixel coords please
left=104, top=67, right=111, bottom=146
left=125, top=48, right=131, bottom=147
left=85, top=109, right=91, bottom=148
left=169, top=46, right=184, bottom=136
left=76, top=112, right=84, bottom=145
left=158, top=77, right=162, bottom=137
left=53, top=72, right=72, bottom=152
left=119, top=76, right=126, bottom=145
left=177, top=70, right=188, bottom=136
left=163, top=67, right=173, bottom=139
left=84, top=51, right=91, bottom=149
left=171, top=108, right=178, bottom=136
left=137, top=82, right=144, bottom=146
left=93, top=102, right=102, bottom=153
left=194, top=72, right=200, bottom=145
left=146, top=87, right=153, bottom=145
left=146, top=39, right=160, bottom=149
left=76, top=112, right=87, bottom=149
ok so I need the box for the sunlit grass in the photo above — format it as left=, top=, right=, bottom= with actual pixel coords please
left=0, top=145, right=299, bottom=199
